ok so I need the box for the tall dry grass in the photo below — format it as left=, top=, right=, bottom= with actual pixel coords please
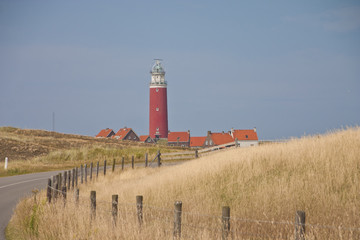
left=7, top=127, right=360, bottom=239
left=0, top=127, right=176, bottom=177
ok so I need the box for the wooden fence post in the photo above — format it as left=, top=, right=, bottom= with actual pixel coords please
left=54, top=182, right=59, bottom=199
left=52, top=175, right=56, bottom=199
left=96, top=161, right=99, bottom=178
left=132, top=156, right=134, bottom=169
left=295, top=210, right=306, bottom=240
left=72, top=168, right=75, bottom=189
left=47, top=178, right=52, bottom=203
left=112, top=195, right=118, bottom=226
left=90, top=162, right=93, bottom=181
left=63, top=171, right=67, bottom=188
left=90, top=191, right=96, bottom=219
left=67, top=170, right=71, bottom=190
left=173, top=201, right=182, bottom=239
left=222, top=206, right=230, bottom=240
left=80, top=165, right=83, bottom=184
left=112, top=159, right=115, bottom=172
left=157, top=150, right=161, bottom=167
left=195, top=150, right=198, bottom=158
left=104, top=160, right=107, bottom=176
left=74, top=188, right=79, bottom=205
left=136, top=195, right=143, bottom=226
left=75, top=167, right=78, bottom=187
left=85, top=164, right=88, bottom=183
left=145, top=153, right=148, bottom=167
left=62, top=186, right=67, bottom=206
left=121, top=157, right=124, bottom=170
left=58, top=173, right=62, bottom=190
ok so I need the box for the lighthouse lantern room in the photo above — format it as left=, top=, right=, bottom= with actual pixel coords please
left=149, top=59, right=168, bottom=139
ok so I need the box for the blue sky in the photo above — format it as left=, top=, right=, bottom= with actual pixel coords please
left=0, top=0, right=359, bottom=140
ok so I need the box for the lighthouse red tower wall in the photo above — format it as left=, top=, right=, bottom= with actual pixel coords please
left=149, top=86, right=168, bottom=138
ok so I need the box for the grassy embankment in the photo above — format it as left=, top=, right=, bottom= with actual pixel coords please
left=0, top=127, right=174, bottom=177
left=7, top=127, right=360, bottom=239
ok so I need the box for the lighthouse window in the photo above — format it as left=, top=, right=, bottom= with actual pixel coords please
left=156, top=88, right=159, bottom=92
left=156, top=107, right=159, bottom=111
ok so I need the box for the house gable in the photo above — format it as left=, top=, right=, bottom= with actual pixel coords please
left=140, top=135, right=155, bottom=144
left=96, top=128, right=115, bottom=138
left=114, top=128, right=140, bottom=141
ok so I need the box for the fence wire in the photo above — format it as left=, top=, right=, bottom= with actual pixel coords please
left=44, top=167, right=360, bottom=240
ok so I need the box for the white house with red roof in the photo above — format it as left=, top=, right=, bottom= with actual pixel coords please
left=201, top=128, right=258, bottom=148
left=230, top=128, right=258, bottom=147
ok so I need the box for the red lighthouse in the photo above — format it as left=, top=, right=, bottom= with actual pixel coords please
left=149, top=59, right=168, bottom=139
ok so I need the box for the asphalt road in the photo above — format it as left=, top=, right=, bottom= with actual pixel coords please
left=0, top=161, right=182, bottom=240
left=0, top=170, right=62, bottom=240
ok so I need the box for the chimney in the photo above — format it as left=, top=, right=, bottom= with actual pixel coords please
left=230, top=128, right=234, bottom=138
left=222, top=131, right=224, bottom=134
left=253, top=127, right=257, bottom=133
left=207, top=130, right=211, bottom=136
left=187, top=130, right=190, bottom=134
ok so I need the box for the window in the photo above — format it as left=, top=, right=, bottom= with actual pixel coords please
left=156, top=107, right=159, bottom=111
left=128, top=136, right=131, bottom=139
left=156, top=88, right=159, bottom=92
left=245, top=135, right=248, bottom=139
left=205, top=141, right=208, bottom=146
left=209, top=140, right=213, bottom=145
left=156, top=127, right=159, bottom=131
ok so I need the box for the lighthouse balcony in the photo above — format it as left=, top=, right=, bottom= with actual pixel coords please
left=150, top=81, right=167, bottom=85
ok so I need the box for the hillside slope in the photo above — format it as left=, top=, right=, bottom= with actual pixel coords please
left=0, top=127, right=171, bottom=176
left=0, top=127, right=144, bottom=161
left=8, top=127, right=360, bottom=239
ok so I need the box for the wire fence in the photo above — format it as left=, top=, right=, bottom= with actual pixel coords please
left=42, top=158, right=360, bottom=240
left=46, top=185, right=360, bottom=240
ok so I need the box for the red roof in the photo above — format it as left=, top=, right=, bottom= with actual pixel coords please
left=190, top=137, right=206, bottom=147
left=210, top=132, right=234, bottom=145
left=114, top=128, right=132, bottom=140
left=140, top=135, right=150, bottom=142
left=168, top=131, right=190, bottom=142
left=96, top=128, right=114, bottom=138
left=232, top=129, right=258, bottom=141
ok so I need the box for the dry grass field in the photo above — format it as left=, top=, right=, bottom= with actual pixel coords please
left=0, top=127, right=173, bottom=177
left=6, top=127, right=360, bottom=239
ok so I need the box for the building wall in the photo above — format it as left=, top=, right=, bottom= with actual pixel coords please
left=149, top=86, right=168, bottom=139
left=168, top=141, right=190, bottom=147
left=238, top=140, right=258, bottom=147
